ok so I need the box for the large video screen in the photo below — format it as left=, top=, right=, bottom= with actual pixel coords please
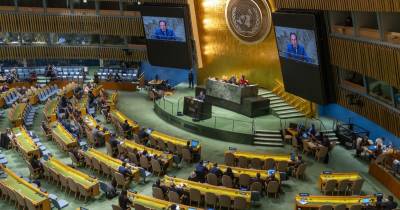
left=141, top=5, right=192, bottom=69
left=143, top=16, right=186, bottom=42
left=275, top=26, right=319, bottom=65
left=273, top=11, right=331, bottom=104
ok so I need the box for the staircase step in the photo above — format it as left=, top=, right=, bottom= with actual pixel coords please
left=276, top=109, right=300, bottom=115
left=270, top=99, right=285, bottom=104
left=258, top=89, right=273, bottom=95
left=279, top=113, right=305, bottom=119
left=260, top=93, right=276, bottom=98
left=253, top=141, right=284, bottom=147
left=254, top=137, right=283, bottom=142
left=323, top=133, right=336, bottom=137
left=254, top=133, right=282, bottom=138
left=321, top=130, right=334, bottom=133
left=273, top=105, right=295, bottom=111
left=270, top=103, right=289, bottom=108
left=266, top=96, right=282, bottom=101
left=255, top=129, right=281, bottom=134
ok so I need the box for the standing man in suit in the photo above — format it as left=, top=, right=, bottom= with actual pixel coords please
left=188, top=69, right=194, bottom=88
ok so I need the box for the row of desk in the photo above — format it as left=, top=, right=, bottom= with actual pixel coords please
left=0, top=166, right=51, bottom=210
left=149, top=130, right=201, bottom=154
left=12, top=126, right=40, bottom=160
left=161, top=175, right=252, bottom=203
left=119, top=139, right=174, bottom=168
left=49, top=121, right=78, bottom=151
left=109, top=109, right=140, bottom=135
left=43, top=98, right=59, bottom=123
left=226, top=150, right=292, bottom=163
left=80, top=148, right=141, bottom=182
left=8, top=102, right=27, bottom=127
left=129, top=192, right=203, bottom=210
left=41, top=157, right=100, bottom=197
left=82, top=114, right=111, bottom=143
left=319, top=172, right=363, bottom=191
left=295, top=194, right=376, bottom=209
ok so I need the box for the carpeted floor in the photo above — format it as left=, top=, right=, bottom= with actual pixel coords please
left=0, top=89, right=398, bottom=210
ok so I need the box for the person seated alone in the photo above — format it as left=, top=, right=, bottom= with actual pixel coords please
left=195, top=160, right=208, bottom=182
left=238, top=75, right=249, bottom=86
left=380, top=195, right=398, bottom=210
left=224, top=167, right=235, bottom=181
left=251, top=173, right=265, bottom=189
left=30, top=154, right=43, bottom=175
left=153, top=179, right=168, bottom=195
left=118, top=162, right=132, bottom=178
left=118, top=189, right=132, bottom=210
left=265, top=173, right=278, bottom=186
left=122, top=120, right=132, bottom=138
left=196, top=91, right=206, bottom=101
left=210, top=163, right=223, bottom=178
left=92, top=125, right=105, bottom=146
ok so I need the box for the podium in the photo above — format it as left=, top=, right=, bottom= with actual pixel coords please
left=183, top=96, right=212, bottom=120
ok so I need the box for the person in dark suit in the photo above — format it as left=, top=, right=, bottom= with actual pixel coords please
left=118, top=189, right=132, bottom=210
left=286, top=32, right=311, bottom=63
left=153, top=179, right=168, bottom=194
left=118, top=162, right=132, bottom=178
left=380, top=195, right=398, bottom=210
left=152, top=20, right=176, bottom=40
left=224, top=167, right=235, bottom=180
left=188, top=69, right=194, bottom=88
left=210, top=163, right=223, bottom=178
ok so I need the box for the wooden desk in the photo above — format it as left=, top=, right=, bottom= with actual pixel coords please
left=82, top=114, right=110, bottom=142
left=43, top=98, right=58, bottom=123
left=49, top=121, right=78, bottom=151
left=161, top=176, right=252, bottom=203
left=150, top=130, right=201, bottom=153
left=99, top=81, right=137, bottom=91
left=319, top=172, right=363, bottom=190
left=106, top=91, right=118, bottom=109
left=12, top=127, right=41, bottom=160
left=8, top=103, right=27, bottom=127
left=128, top=192, right=203, bottom=210
left=369, top=161, right=400, bottom=199
left=92, top=85, right=103, bottom=97
left=205, top=162, right=281, bottom=182
left=42, top=157, right=100, bottom=197
left=81, top=148, right=140, bottom=182
left=57, top=82, right=76, bottom=98
left=0, top=167, right=51, bottom=210
left=295, top=195, right=376, bottom=209
left=110, top=109, right=140, bottom=134
left=120, top=140, right=173, bottom=167
left=76, top=96, right=88, bottom=116
left=226, top=150, right=292, bottom=162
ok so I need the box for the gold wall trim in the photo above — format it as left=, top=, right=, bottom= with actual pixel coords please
left=336, top=87, right=400, bottom=137
left=329, top=37, right=400, bottom=89
left=0, top=13, right=144, bottom=36
left=275, top=0, right=400, bottom=12
left=0, top=46, right=147, bottom=61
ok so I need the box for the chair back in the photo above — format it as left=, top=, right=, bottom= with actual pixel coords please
left=239, top=173, right=251, bottom=188
left=295, top=163, right=306, bottom=178
left=233, top=196, right=247, bottom=210
left=224, top=152, right=235, bottom=166
left=15, top=192, right=26, bottom=208
left=276, top=161, right=288, bottom=172
left=114, top=172, right=127, bottom=188
left=152, top=187, right=165, bottom=200
left=250, top=158, right=262, bottom=169
left=349, top=205, right=362, bottom=210
left=168, top=191, right=181, bottom=204
left=134, top=204, right=146, bottom=210
left=266, top=181, right=279, bottom=193
left=139, top=156, right=150, bottom=169
left=237, top=156, right=248, bottom=168
left=319, top=205, right=333, bottom=210
left=264, top=158, right=275, bottom=170
left=92, top=158, right=102, bottom=171
left=250, top=181, right=263, bottom=193
left=189, top=188, right=201, bottom=202
left=323, top=180, right=338, bottom=193
left=67, top=178, right=78, bottom=193
left=316, top=147, right=329, bottom=159
left=26, top=199, right=37, bottom=210
left=150, top=158, right=162, bottom=175
left=222, top=175, right=233, bottom=188
left=218, top=195, right=231, bottom=208
left=206, top=173, right=218, bottom=186
left=158, top=141, right=167, bottom=151
left=176, top=145, right=183, bottom=156
left=149, top=136, right=158, bottom=148
left=78, top=185, right=90, bottom=197
left=59, top=175, right=69, bottom=189
left=69, top=152, right=79, bottom=166
left=337, top=179, right=350, bottom=192
left=182, top=148, right=192, bottom=162
left=351, top=179, right=364, bottom=195
left=334, top=204, right=346, bottom=210
left=205, top=192, right=217, bottom=206
left=101, top=162, right=112, bottom=176
left=84, top=156, right=92, bottom=168
left=167, top=142, right=176, bottom=154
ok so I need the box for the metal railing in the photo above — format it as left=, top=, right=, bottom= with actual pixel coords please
left=155, top=97, right=256, bottom=134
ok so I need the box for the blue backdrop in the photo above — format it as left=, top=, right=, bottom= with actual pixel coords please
left=140, top=61, right=195, bottom=87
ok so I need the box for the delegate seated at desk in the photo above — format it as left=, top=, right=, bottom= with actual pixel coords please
left=196, top=91, right=206, bottom=101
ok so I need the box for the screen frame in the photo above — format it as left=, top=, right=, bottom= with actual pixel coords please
left=140, top=4, right=193, bottom=69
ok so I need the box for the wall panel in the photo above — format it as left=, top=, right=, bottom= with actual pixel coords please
left=0, top=13, right=144, bottom=37
left=329, top=37, right=400, bottom=89
left=336, top=87, right=400, bottom=137
left=275, top=0, right=400, bottom=12
left=0, top=46, right=147, bottom=62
